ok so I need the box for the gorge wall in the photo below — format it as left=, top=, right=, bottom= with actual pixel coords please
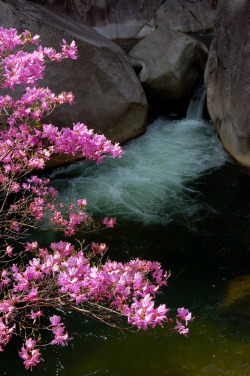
left=29, top=0, right=218, bottom=39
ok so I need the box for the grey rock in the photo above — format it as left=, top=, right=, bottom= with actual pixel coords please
left=155, top=0, right=217, bottom=34
left=129, top=29, right=208, bottom=103
left=205, top=0, right=250, bottom=166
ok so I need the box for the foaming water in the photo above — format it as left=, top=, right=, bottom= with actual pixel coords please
left=48, top=117, right=228, bottom=224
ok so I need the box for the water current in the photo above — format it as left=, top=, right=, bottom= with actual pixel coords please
left=3, top=87, right=250, bottom=376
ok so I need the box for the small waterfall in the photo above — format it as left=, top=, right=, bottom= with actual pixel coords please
left=186, top=78, right=206, bottom=120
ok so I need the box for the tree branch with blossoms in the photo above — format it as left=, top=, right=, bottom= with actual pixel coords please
left=0, top=27, right=193, bottom=371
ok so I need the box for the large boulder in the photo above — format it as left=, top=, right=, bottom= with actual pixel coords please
left=29, top=0, right=218, bottom=40
left=0, top=0, right=148, bottom=145
left=128, top=29, right=208, bottom=106
left=205, top=0, right=250, bottom=167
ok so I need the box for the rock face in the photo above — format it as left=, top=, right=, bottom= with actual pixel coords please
left=155, top=0, right=217, bottom=34
left=0, top=0, right=148, bottom=144
left=29, top=0, right=218, bottom=39
left=129, top=30, right=208, bottom=105
left=205, top=0, right=250, bottom=167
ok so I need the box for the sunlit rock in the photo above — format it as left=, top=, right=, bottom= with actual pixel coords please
left=0, top=0, right=148, bottom=146
left=205, top=0, right=250, bottom=167
left=129, top=29, right=208, bottom=104
left=223, top=276, right=250, bottom=316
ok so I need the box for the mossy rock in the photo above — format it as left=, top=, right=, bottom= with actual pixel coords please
left=223, top=275, right=250, bottom=316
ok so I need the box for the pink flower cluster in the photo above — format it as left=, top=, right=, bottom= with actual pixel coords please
left=0, top=29, right=77, bottom=89
left=0, top=27, right=193, bottom=371
left=42, top=122, right=123, bottom=163
left=0, top=28, right=39, bottom=57
left=0, top=240, right=192, bottom=360
left=0, top=317, right=15, bottom=352
left=19, top=338, right=42, bottom=371
left=50, top=315, right=70, bottom=346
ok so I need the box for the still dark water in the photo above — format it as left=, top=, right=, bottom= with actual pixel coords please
left=2, top=112, right=250, bottom=375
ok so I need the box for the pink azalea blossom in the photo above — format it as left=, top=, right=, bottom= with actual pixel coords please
left=103, top=217, right=116, bottom=228
left=5, top=246, right=13, bottom=257
left=49, top=315, right=63, bottom=327
left=176, top=307, right=193, bottom=326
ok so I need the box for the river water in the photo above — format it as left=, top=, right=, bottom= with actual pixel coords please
left=2, top=93, right=250, bottom=375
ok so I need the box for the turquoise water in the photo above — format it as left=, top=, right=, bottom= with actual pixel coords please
left=2, top=110, right=250, bottom=375
left=47, top=116, right=227, bottom=224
